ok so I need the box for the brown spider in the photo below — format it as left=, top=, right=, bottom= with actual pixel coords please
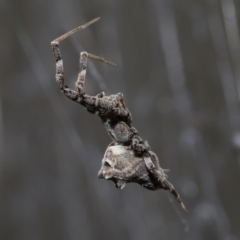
left=51, top=18, right=188, bottom=214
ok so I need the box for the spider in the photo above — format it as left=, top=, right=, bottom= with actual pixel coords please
left=51, top=17, right=188, bottom=214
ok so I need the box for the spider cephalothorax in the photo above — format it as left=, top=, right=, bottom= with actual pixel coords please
left=51, top=18, right=188, bottom=214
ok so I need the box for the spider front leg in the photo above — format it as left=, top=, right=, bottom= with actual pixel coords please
left=75, top=51, right=117, bottom=96
left=51, top=41, right=80, bottom=102
left=51, top=18, right=117, bottom=105
left=74, top=51, right=127, bottom=118
left=51, top=19, right=101, bottom=102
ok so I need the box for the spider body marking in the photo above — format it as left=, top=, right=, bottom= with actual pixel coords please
left=51, top=18, right=188, bottom=214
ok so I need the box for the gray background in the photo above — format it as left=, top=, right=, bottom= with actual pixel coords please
left=1, top=0, right=240, bottom=239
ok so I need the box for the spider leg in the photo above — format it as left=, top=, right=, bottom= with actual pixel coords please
left=50, top=18, right=101, bottom=102
left=52, top=18, right=100, bottom=44
left=73, top=50, right=122, bottom=117
left=162, top=179, right=189, bottom=214
left=51, top=40, right=80, bottom=101
left=75, top=51, right=117, bottom=95
left=51, top=18, right=117, bottom=105
left=143, top=152, right=188, bottom=214
left=143, top=152, right=156, bottom=170
left=131, top=136, right=151, bottom=155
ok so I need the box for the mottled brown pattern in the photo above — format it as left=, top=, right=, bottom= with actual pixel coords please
left=51, top=18, right=188, bottom=214
left=98, top=146, right=188, bottom=214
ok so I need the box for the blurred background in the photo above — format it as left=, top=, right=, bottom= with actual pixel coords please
left=1, top=0, right=240, bottom=239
